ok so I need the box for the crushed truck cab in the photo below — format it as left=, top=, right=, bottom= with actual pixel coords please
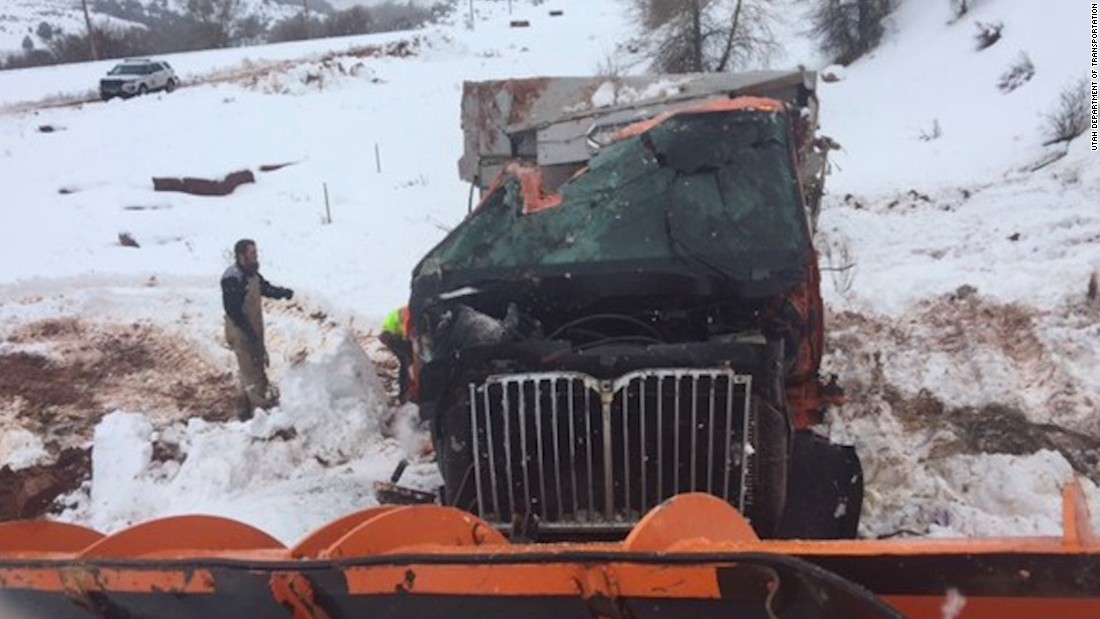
left=407, top=73, right=859, bottom=540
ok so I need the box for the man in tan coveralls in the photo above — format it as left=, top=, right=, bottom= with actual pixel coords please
left=221, top=239, right=293, bottom=415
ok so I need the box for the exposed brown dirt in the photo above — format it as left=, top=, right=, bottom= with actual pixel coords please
left=827, top=296, right=1100, bottom=481
left=2, top=318, right=238, bottom=426
left=0, top=448, right=89, bottom=521
left=0, top=318, right=240, bottom=522
left=152, top=169, right=255, bottom=196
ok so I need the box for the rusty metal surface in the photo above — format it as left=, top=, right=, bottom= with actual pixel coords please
left=459, top=71, right=816, bottom=191
left=0, top=492, right=1098, bottom=619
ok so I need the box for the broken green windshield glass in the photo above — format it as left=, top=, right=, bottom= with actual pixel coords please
left=420, top=109, right=808, bottom=279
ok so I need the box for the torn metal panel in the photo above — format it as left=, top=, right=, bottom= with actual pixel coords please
left=459, top=71, right=818, bottom=192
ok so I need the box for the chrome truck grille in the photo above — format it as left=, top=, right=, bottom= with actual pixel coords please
left=467, top=368, right=754, bottom=532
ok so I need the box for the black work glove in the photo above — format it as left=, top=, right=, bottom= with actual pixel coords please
left=279, top=288, right=294, bottom=300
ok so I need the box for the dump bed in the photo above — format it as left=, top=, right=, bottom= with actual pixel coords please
left=458, top=71, right=826, bottom=220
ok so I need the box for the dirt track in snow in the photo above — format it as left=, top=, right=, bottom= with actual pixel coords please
left=0, top=318, right=239, bottom=520
left=824, top=294, right=1100, bottom=536
left=828, top=293, right=1100, bottom=450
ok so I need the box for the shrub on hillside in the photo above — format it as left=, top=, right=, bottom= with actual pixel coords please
left=996, top=53, right=1033, bottom=93
left=36, top=22, right=55, bottom=41
left=950, top=0, right=990, bottom=21
left=1043, top=77, right=1090, bottom=146
left=974, top=21, right=1002, bottom=51
left=2, top=49, right=55, bottom=70
left=918, top=119, right=942, bottom=142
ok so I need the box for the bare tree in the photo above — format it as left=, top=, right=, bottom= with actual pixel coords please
left=235, top=14, right=269, bottom=45
left=328, top=7, right=374, bottom=37
left=80, top=0, right=99, bottom=60
left=269, top=14, right=324, bottom=43
left=633, top=0, right=777, bottom=73
left=302, top=0, right=311, bottom=39
left=809, top=0, right=894, bottom=66
left=186, top=0, right=243, bottom=48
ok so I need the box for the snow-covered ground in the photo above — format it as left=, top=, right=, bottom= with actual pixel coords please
left=1, top=0, right=1098, bottom=545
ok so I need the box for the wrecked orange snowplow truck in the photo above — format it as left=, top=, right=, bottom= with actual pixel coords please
left=408, top=73, right=857, bottom=544
left=3, top=73, right=1099, bottom=618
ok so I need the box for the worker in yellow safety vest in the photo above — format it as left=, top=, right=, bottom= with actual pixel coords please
left=379, top=306, right=412, bottom=402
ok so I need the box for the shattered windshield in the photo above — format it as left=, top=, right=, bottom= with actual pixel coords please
left=419, top=109, right=808, bottom=284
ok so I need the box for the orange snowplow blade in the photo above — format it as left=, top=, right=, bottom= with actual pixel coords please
left=1, top=484, right=1097, bottom=619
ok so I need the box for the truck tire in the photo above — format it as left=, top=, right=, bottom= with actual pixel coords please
left=749, top=395, right=790, bottom=539
left=433, top=391, right=478, bottom=514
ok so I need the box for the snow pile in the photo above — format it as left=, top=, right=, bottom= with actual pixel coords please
left=927, top=451, right=1072, bottom=537
left=841, top=394, right=1085, bottom=538
left=0, top=427, right=48, bottom=470
left=587, top=78, right=689, bottom=108
left=70, top=334, right=427, bottom=543
left=238, top=56, right=379, bottom=96
left=87, top=411, right=155, bottom=529
left=277, top=334, right=390, bottom=462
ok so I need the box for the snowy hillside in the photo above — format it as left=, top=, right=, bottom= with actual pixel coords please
left=1, top=0, right=1098, bottom=544
left=0, top=0, right=305, bottom=56
left=812, top=0, right=1100, bottom=538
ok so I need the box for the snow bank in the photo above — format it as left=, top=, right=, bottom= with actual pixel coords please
left=70, top=334, right=431, bottom=543
left=0, top=427, right=48, bottom=470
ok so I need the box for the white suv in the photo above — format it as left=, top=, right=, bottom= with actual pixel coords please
left=99, top=58, right=179, bottom=101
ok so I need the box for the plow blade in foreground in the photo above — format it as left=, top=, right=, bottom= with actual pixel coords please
left=0, top=486, right=1097, bottom=619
